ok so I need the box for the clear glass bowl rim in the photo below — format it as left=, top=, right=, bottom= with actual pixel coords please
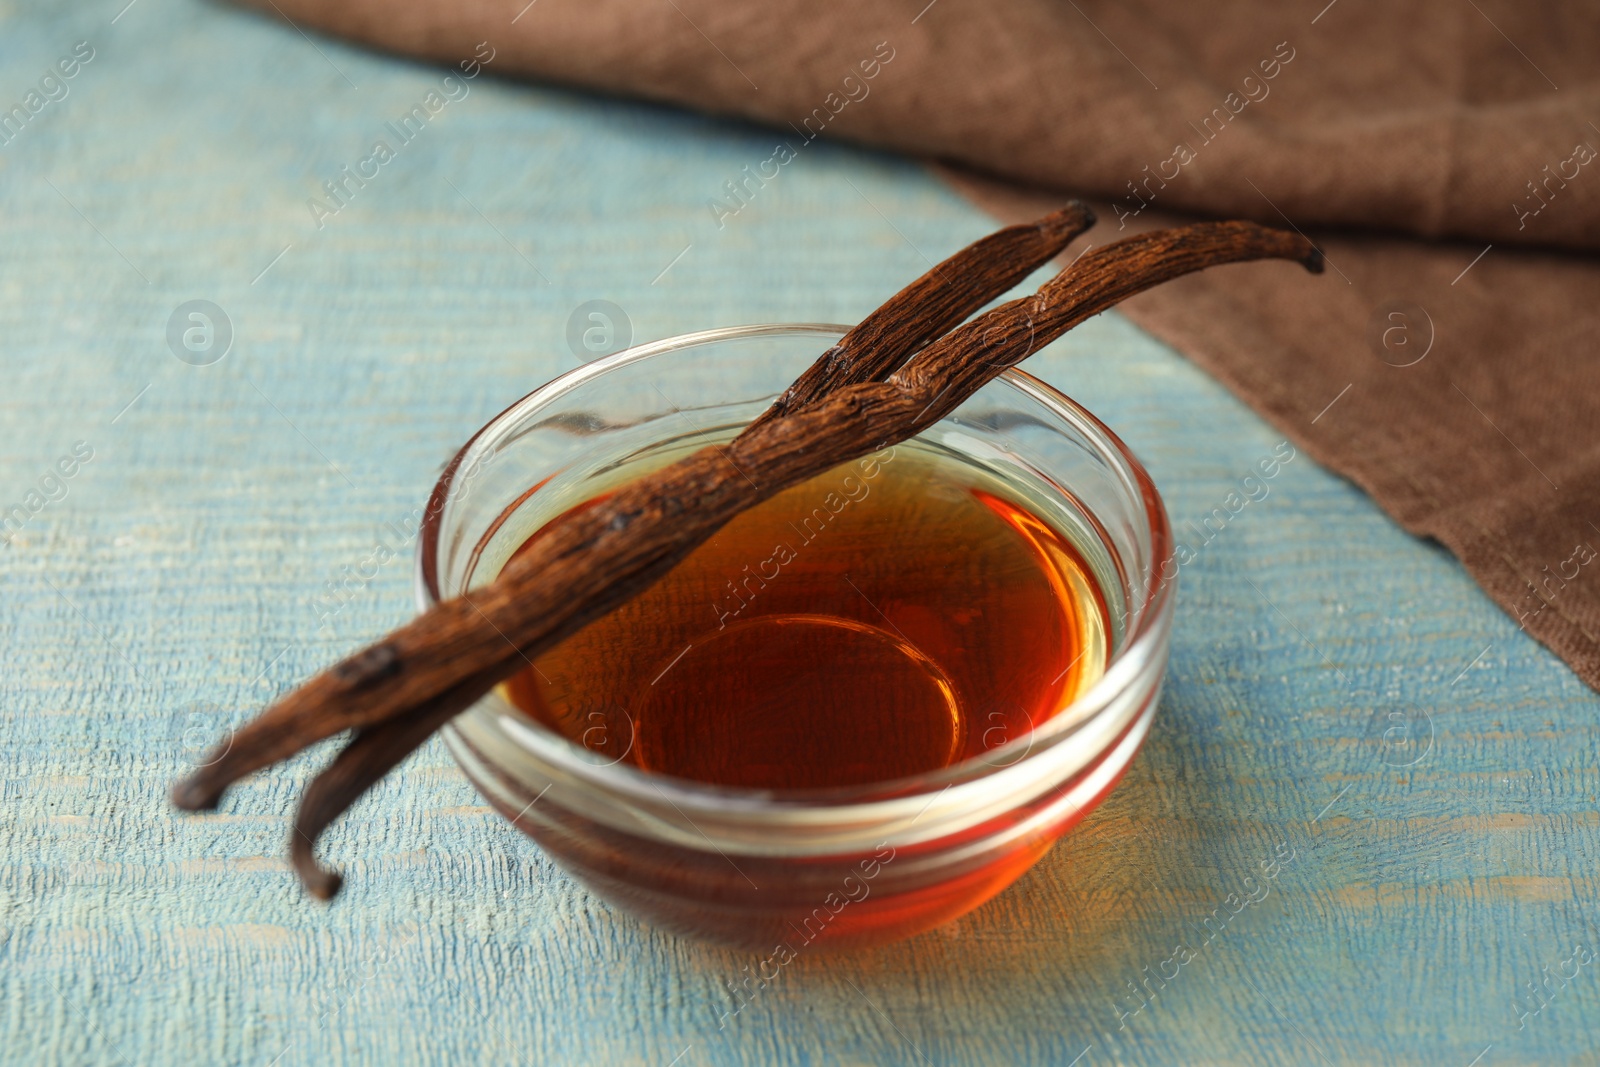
left=416, top=322, right=1174, bottom=820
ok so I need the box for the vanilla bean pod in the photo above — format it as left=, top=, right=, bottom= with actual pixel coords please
left=276, top=221, right=1321, bottom=896
left=289, top=662, right=502, bottom=899
left=744, top=202, right=1095, bottom=430
left=173, top=204, right=1094, bottom=814
left=285, top=205, right=1099, bottom=896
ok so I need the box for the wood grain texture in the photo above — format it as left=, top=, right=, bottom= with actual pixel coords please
left=0, top=1, right=1596, bottom=1064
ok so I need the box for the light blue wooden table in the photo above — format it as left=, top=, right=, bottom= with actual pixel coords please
left=4, top=2, right=1598, bottom=1064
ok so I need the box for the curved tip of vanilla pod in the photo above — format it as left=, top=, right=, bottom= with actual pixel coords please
left=170, top=774, right=221, bottom=813
left=1038, top=200, right=1096, bottom=238
left=1244, top=222, right=1323, bottom=274
left=1216, top=221, right=1323, bottom=275
left=291, top=832, right=345, bottom=901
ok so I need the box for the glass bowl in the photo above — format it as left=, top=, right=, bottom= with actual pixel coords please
left=417, top=324, right=1173, bottom=951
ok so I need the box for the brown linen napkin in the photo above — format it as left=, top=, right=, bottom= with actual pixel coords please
left=253, top=0, right=1600, bottom=689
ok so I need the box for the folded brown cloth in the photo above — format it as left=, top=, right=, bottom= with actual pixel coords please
left=258, top=0, right=1600, bottom=690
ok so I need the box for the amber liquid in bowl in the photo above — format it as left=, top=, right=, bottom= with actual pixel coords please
left=500, top=446, right=1109, bottom=788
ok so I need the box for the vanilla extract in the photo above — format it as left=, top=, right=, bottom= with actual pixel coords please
left=501, top=444, right=1110, bottom=790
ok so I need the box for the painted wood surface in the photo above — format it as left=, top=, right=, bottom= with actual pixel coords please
left=2, top=2, right=1597, bottom=1064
